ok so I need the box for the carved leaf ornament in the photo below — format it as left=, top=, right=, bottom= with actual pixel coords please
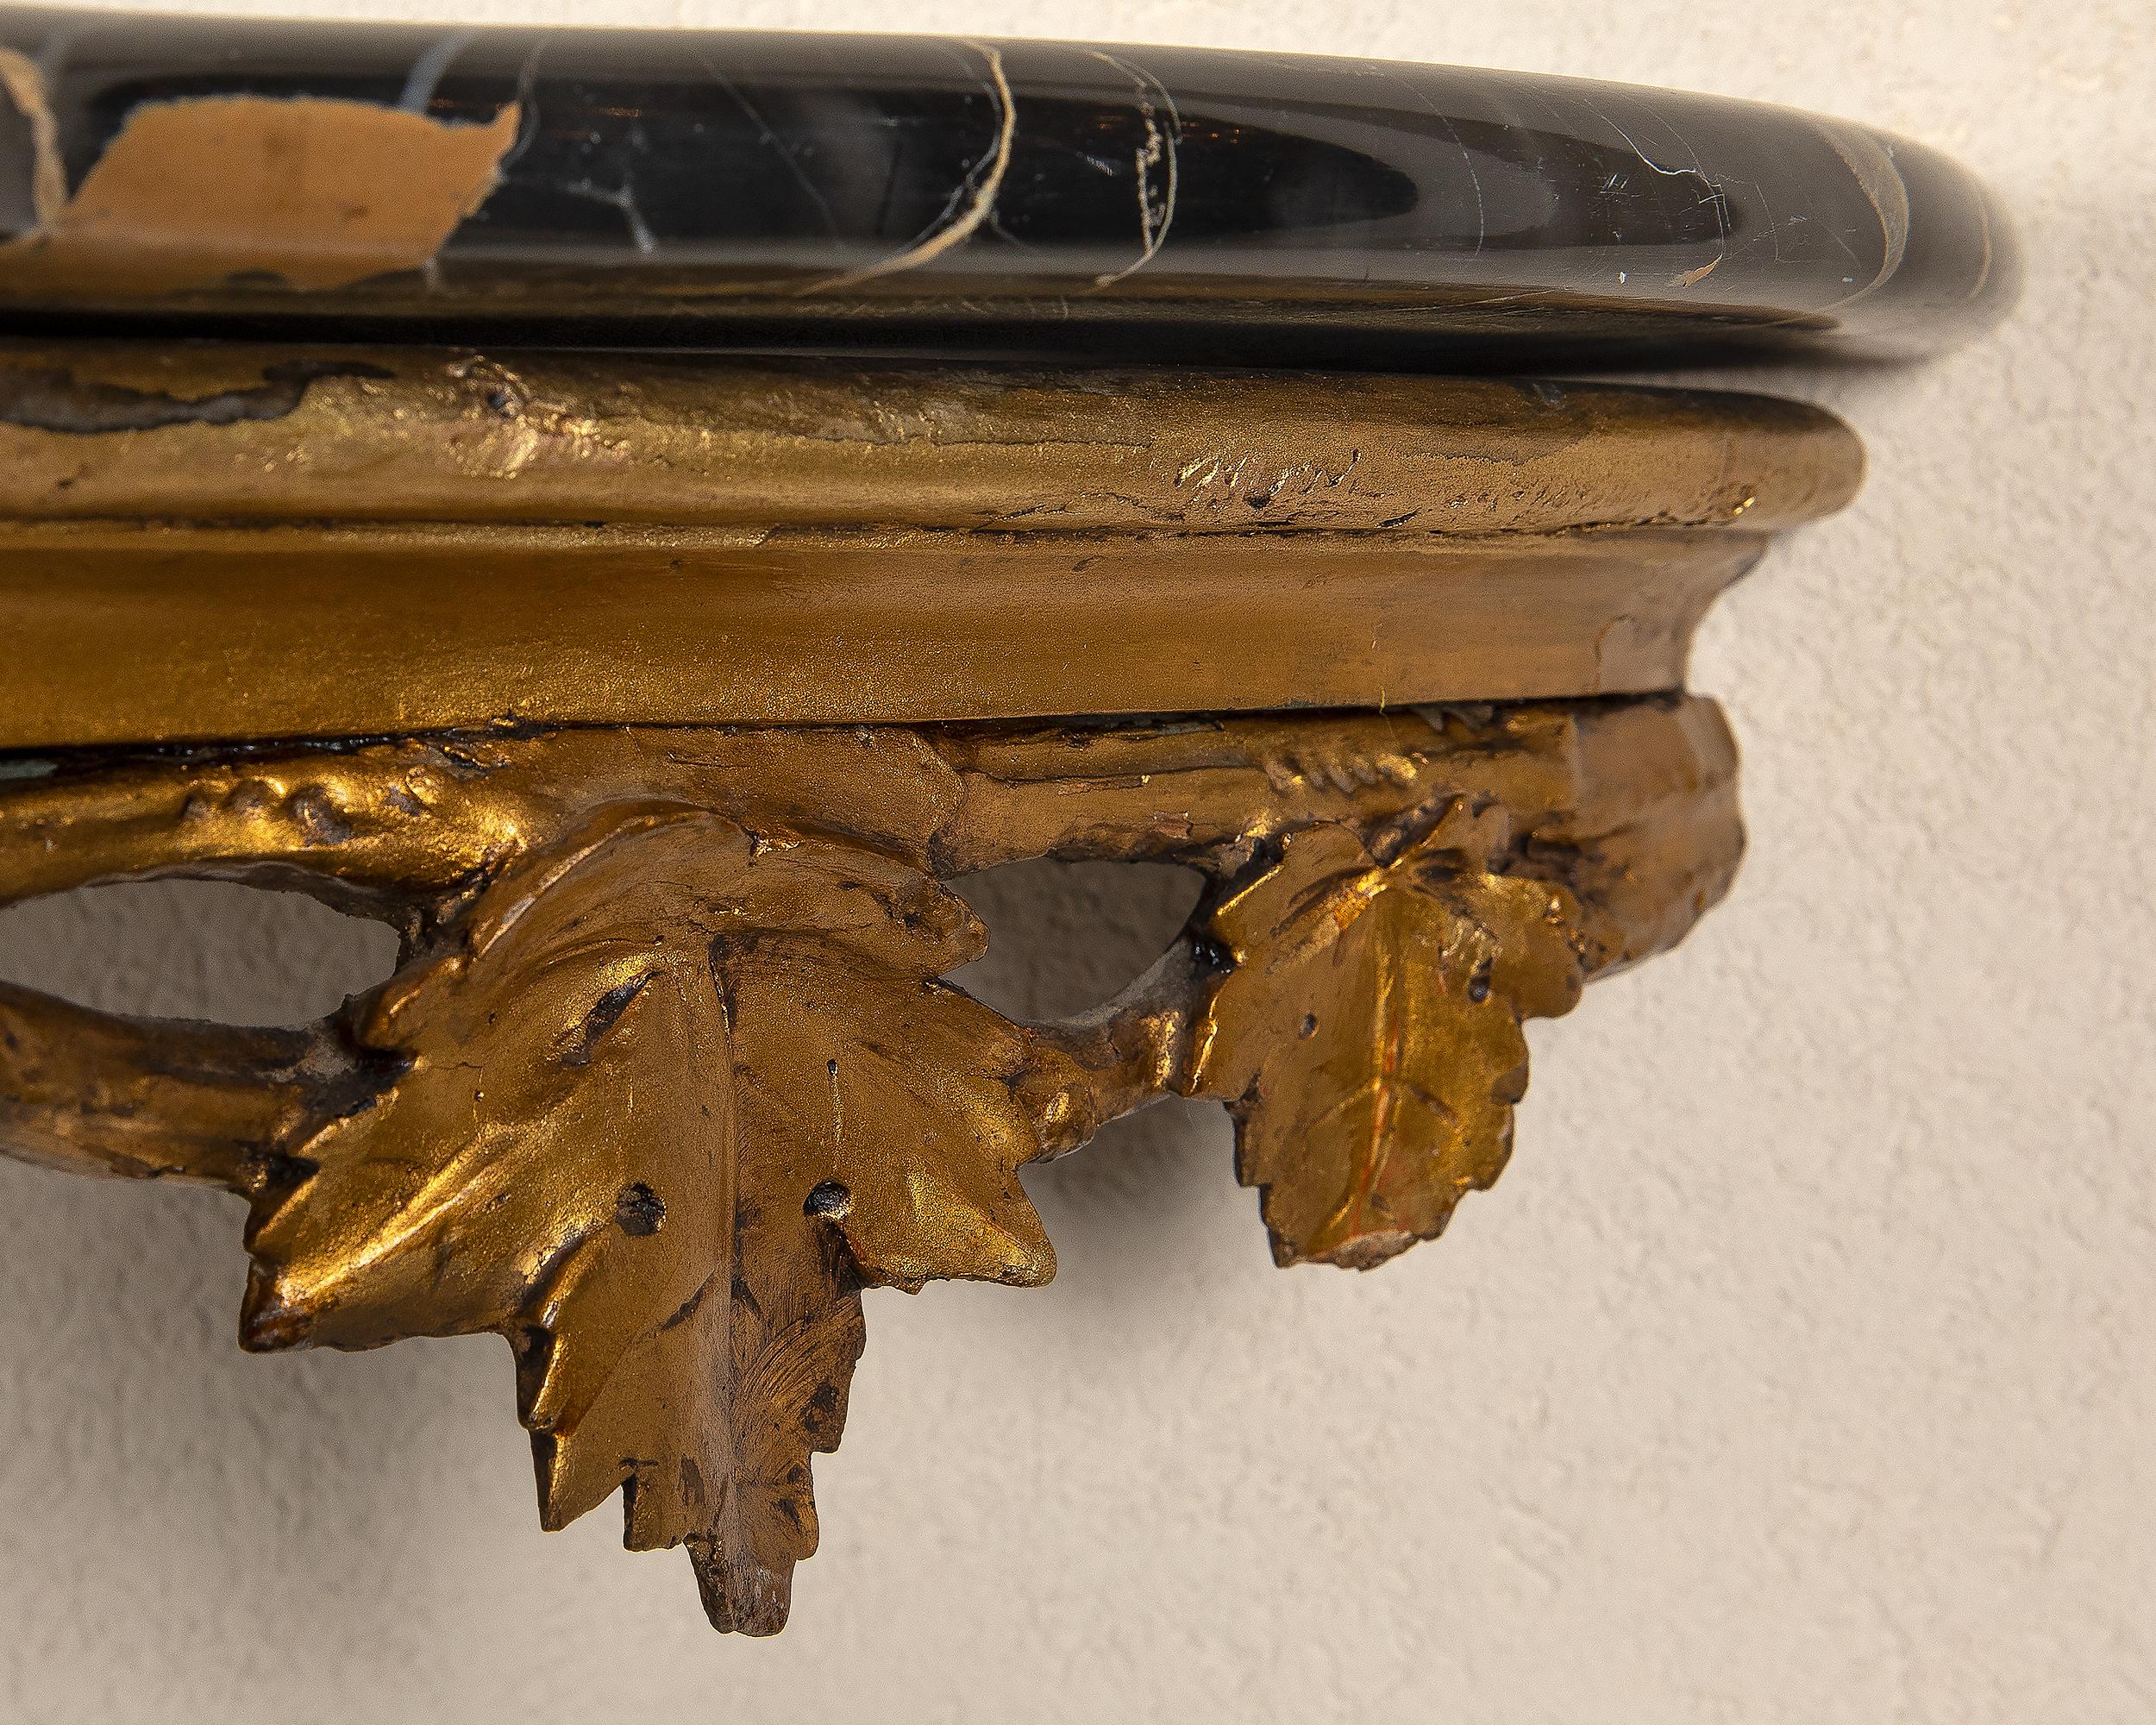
left=1190, top=801, right=1589, bottom=1268
left=240, top=804, right=1062, bottom=1633
left=0, top=705, right=1739, bottom=1629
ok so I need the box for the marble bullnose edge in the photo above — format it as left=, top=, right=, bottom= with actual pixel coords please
left=0, top=9, right=2015, bottom=365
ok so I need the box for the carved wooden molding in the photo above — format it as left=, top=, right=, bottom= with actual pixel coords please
left=0, top=341, right=1862, bottom=749
left=1, top=699, right=1735, bottom=1631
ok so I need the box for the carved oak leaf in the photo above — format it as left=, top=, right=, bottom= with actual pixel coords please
left=1188, top=801, right=1589, bottom=1270
left=237, top=803, right=1060, bottom=1634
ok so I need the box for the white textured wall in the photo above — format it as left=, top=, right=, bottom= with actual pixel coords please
left=2, top=2, right=2151, bottom=1719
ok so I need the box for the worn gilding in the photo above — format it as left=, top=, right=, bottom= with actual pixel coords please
left=0, top=700, right=1739, bottom=1630
left=0, top=344, right=1860, bottom=745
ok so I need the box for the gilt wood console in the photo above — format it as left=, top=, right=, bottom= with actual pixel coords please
left=0, top=9, right=2010, bottom=1635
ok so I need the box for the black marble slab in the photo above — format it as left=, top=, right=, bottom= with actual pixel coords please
left=0, top=7, right=2014, bottom=365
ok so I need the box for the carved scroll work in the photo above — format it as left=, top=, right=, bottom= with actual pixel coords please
left=0, top=699, right=1739, bottom=1632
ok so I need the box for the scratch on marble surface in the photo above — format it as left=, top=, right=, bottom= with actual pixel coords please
left=1087, top=49, right=1180, bottom=287
left=398, top=28, right=475, bottom=114
left=0, top=47, right=66, bottom=229
left=1583, top=98, right=1733, bottom=284
left=1373, top=66, right=1489, bottom=259
left=696, top=49, right=842, bottom=242
left=803, top=41, right=1016, bottom=293
left=1814, top=118, right=1914, bottom=309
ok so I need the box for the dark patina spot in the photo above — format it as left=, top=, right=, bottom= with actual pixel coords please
left=615, top=1181, right=665, bottom=1236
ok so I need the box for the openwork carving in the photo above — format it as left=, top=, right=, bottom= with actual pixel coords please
left=0, top=699, right=1739, bottom=1630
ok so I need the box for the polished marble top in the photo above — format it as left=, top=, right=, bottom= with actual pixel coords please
left=0, top=8, right=2013, bottom=363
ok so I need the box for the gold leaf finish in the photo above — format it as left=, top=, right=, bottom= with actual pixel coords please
left=1189, top=802, right=1588, bottom=1268
left=0, top=700, right=1745, bottom=1628
left=0, top=342, right=1862, bottom=746
left=235, top=802, right=1061, bottom=1633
